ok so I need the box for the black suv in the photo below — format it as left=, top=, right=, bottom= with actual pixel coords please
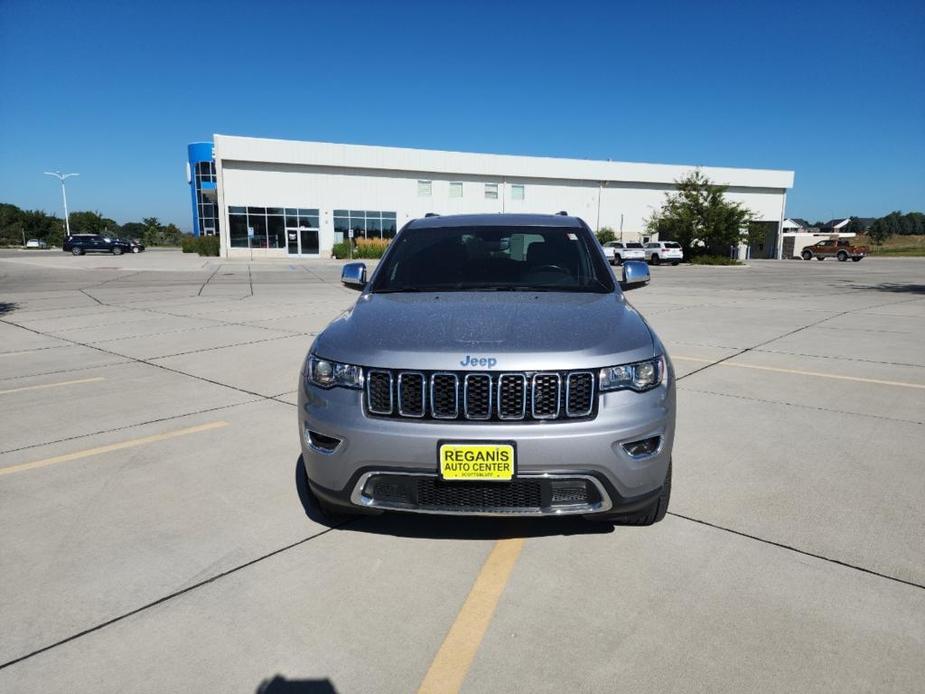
left=62, top=235, right=133, bottom=256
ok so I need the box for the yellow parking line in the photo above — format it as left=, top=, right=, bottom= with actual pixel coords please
left=0, top=376, right=104, bottom=395
left=0, top=421, right=230, bottom=477
left=418, top=537, right=525, bottom=694
left=674, top=356, right=925, bottom=389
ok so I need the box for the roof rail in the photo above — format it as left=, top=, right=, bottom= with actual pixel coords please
left=424, top=212, right=440, bottom=218
left=556, top=210, right=568, bottom=215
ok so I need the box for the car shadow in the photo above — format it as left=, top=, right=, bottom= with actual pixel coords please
left=256, top=675, right=337, bottom=693
left=0, top=301, right=17, bottom=316
left=295, top=456, right=613, bottom=540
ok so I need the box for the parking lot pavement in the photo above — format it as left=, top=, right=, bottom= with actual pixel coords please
left=1, top=252, right=923, bottom=692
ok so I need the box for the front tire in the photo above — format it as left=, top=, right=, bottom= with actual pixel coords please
left=132, top=246, right=140, bottom=253
left=852, top=256, right=862, bottom=262
left=615, top=254, right=623, bottom=266
left=802, top=250, right=813, bottom=260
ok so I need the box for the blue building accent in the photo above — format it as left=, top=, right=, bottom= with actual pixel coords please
left=187, top=142, right=217, bottom=238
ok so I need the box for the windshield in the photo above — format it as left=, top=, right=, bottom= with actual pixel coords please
left=371, top=225, right=615, bottom=293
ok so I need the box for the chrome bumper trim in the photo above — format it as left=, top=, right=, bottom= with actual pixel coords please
left=349, top=471, right=613, bottom=517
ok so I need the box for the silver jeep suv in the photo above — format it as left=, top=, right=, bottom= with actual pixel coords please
left=299, top=214, right=675, bottom=524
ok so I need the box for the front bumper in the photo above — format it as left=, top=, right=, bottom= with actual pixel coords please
left=298, top=367, right=675, bottom=517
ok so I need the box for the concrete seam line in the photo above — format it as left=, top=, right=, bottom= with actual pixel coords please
left=674, top=294, right=924, bottom=383
left=0, top=399, right=263, bottom=456
left=0, top=524, right=347, bottom=672
left=0, top=376, right=104, bottom=396
left=0, top=421, right=229, bottom=477
left=668, top=512, right=925, bottom=592
left=673, top=356, right=925, bottom=389
left=677, top=386, right=925, bottom=426
left=418, top=538, right=525, bottom=694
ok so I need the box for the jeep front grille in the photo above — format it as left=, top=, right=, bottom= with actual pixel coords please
left=364, top=369, right=596, bottom=422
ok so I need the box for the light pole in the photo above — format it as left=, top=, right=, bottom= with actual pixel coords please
left=43, top=171, right=79, bottom=237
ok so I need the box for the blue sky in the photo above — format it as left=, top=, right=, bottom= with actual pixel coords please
left=1, top=0, right=922, bottom=229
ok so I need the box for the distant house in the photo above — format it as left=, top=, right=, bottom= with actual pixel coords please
left=819, top=218, right=851, bottom=233
left=782, top=218, right=815, bottom=233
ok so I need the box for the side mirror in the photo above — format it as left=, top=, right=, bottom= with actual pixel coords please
left=620, top=260, right=650, bottom=290
left=341, top=262, right=367, bottom=290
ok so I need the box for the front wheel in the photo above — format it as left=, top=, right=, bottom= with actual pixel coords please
left=650, top=254, right=661, bottom=265
left=802, top=251, right=813, bottom=260
left=615, top=255, right=623, bottom=266
left=837, top=251, right=848, bottom=262
left=132, top=246, right=140, bottom=253
left=852, top=257, right=862, bottom=262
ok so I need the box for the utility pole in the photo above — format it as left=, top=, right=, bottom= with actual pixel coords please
left=43, top=171, right=79, bottom=237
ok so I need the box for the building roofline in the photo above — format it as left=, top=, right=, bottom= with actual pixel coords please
left=212, top=134, right=794, bottom=190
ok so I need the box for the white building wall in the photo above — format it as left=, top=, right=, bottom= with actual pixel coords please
left=214, top=135, right=794, bottom=258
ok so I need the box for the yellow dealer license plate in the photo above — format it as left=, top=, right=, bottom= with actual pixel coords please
left=438, top=441, right=516, bottom=481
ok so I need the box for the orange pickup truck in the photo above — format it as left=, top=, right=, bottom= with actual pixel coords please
left=800, top=239, right=869, bottom=262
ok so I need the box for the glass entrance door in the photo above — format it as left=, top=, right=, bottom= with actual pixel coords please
left=299, top=226, right=319, bottom=255
left=287, top=228, right=299, bottom=255
left=286, top=226, right=319, bottom=256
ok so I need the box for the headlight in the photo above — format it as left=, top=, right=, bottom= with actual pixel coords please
left=306, top=355, right=363, bottom=390
left=599, top=356, right=665, bottom=392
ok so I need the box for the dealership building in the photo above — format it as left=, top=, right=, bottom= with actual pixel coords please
left=186, top=135, right=794, bottom=259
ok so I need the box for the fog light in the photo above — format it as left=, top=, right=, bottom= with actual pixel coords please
left=622, top=436, right=661, bottom=458
left=305, top=424, right=341, bottom=452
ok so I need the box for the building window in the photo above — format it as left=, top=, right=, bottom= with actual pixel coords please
left=449, top=182, right=463, bottom=198
left=417, top=180, right=432, bottom=197
left=333, top=210, right=398, bottom=240
left=484, top=183, right=498, bottom=199
left=228, top=205, right=317, bottom=248
left=511, top=184, right=525, bottom=201
left=194, top=160, right=219, bottom=236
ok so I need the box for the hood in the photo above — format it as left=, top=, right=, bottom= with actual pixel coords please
left=312, top=291, right=655, bottom=371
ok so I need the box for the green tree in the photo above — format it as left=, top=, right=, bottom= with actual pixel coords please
left=845, top=217, right=866, bottom=235
left=868, top=218, right=892, bottom=245
left=142, top=217, right=162, bottom=245
left=69, top=210, right=106, bottom=233
left=645, top=170, right=755, bottom=258
left=120, top=222, right=146, bottom=240
left=595, top=226, right=616, bottom=244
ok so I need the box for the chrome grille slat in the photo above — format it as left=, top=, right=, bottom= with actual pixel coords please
left=366, top=369, right=594, bottom=422
left=463, top=373, right=492, bottom=420
left=397, top=372, right=425, bottom=417
left=498, top=374, right=527, bottom=420
left=430, top=372, right=459, bottom=419
left=531, top=373, right=561, bottom=419
left=566, top=372, right=595, bottom=417
left=366, top=370, right=393, bottom=415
